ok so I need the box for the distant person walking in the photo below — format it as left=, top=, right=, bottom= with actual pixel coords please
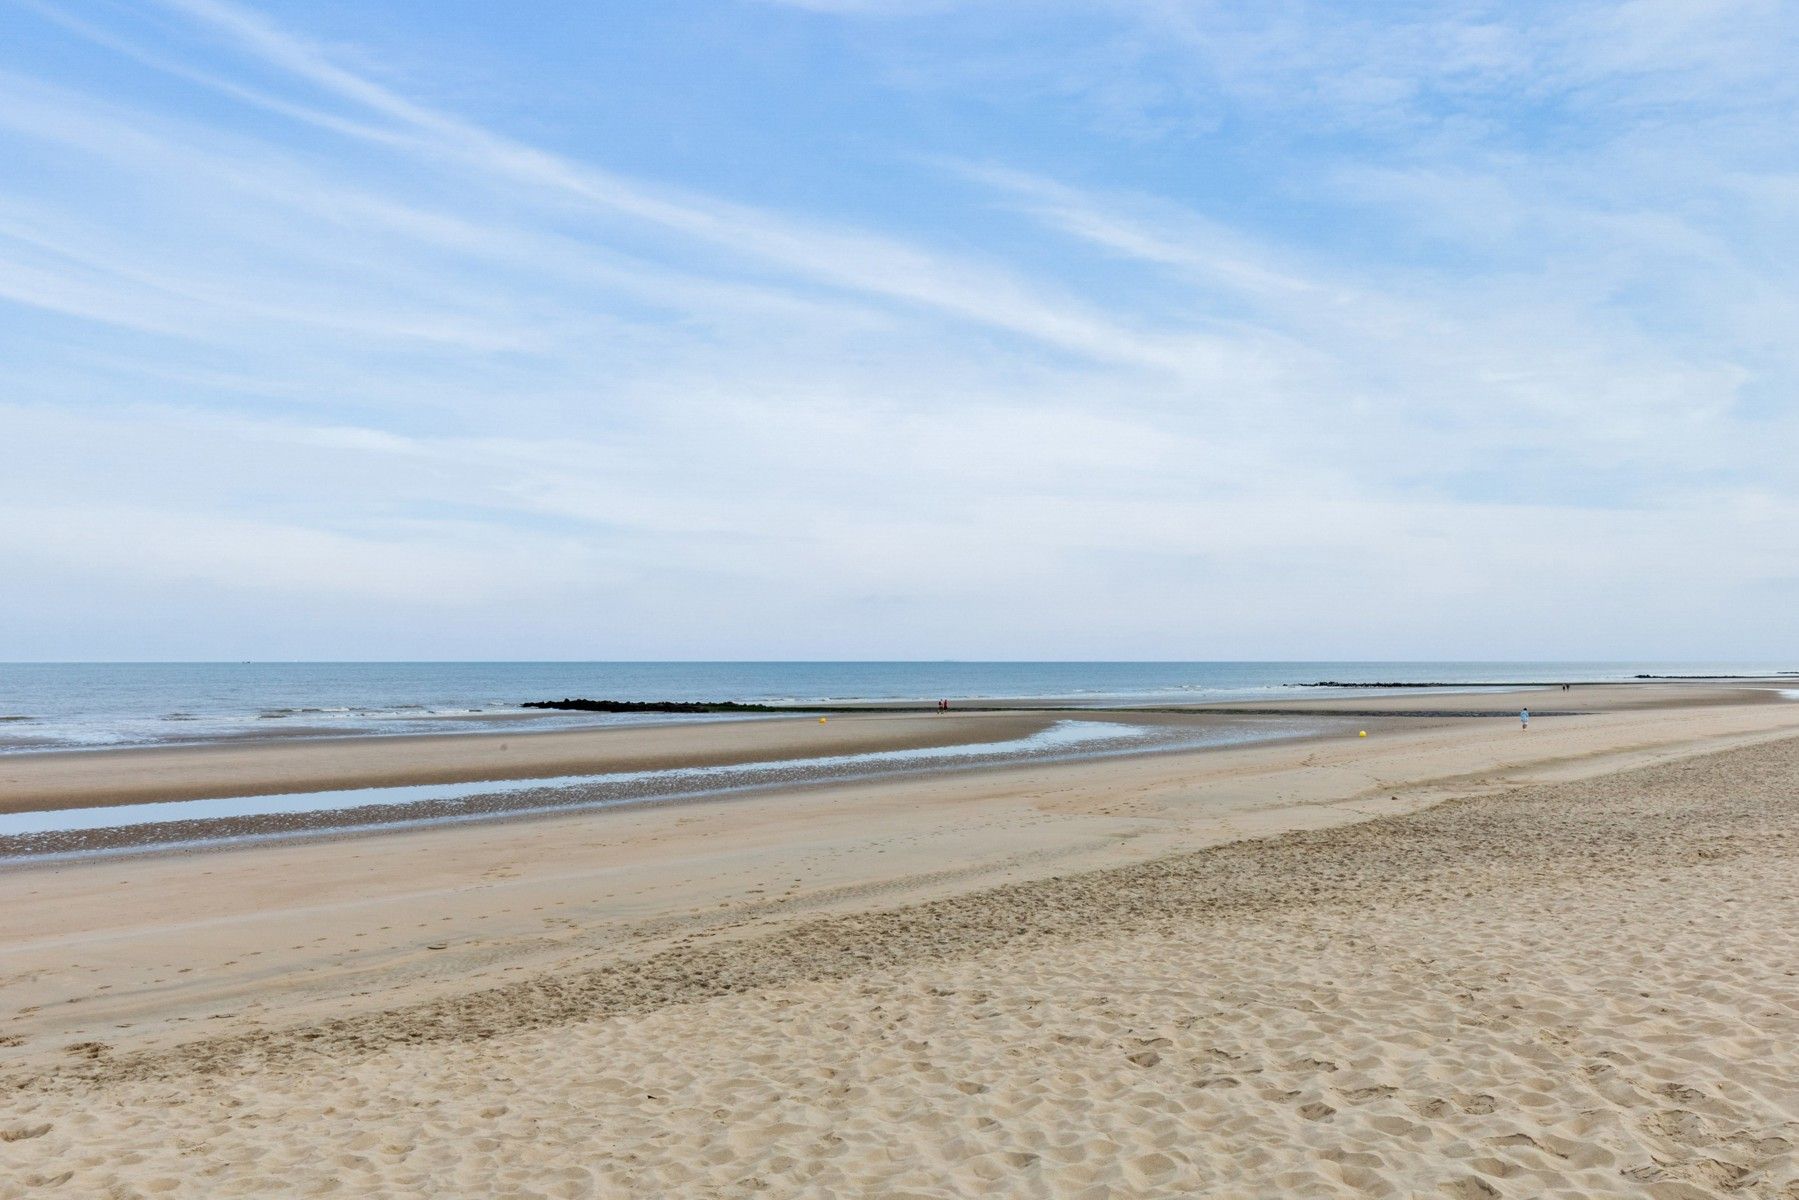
left=1520, top=707, right=1530, bottom=730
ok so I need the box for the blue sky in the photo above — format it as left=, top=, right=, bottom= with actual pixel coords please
left=2, top=0, right=1795, bottom=660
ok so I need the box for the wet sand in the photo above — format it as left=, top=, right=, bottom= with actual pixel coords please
left=1, top=684, right=1796, bottom=1197
left=1, top=717, right=1305, bottom=861
left=0, top=711, right=1066, bottom=812
left=5, top=682, right=1777, bottom=816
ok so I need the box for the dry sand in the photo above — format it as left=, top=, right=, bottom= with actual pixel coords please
left=1, top=685, right=1796, bottom=1197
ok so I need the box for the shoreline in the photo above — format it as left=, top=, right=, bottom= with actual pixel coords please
left=3, top=681, right=1785, bottom=816
left=5, top=673, right=1791, bottom=760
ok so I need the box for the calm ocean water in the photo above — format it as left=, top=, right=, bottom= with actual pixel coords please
left=0, top=661, right=1788, bottom=753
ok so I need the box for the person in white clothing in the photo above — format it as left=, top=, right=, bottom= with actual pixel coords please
left=1520, top=707, right=1530, bottom=730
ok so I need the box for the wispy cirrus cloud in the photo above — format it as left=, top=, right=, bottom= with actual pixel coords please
left=1, top=0, right=1794, bottom=658
left=106, top=0, right=1234, bottom=378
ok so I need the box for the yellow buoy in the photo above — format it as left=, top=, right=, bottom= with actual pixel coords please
left=1358, top=730, right=1367, bottom=737
left=819, top=717, right=828, bottom=724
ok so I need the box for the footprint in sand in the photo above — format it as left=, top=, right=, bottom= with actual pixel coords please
left=1643, top=1108, right=1710, bottom=1144
left=1, top=1122, right=51, bottom=1142
left=1656, top=1081, right=1709, bottom=1106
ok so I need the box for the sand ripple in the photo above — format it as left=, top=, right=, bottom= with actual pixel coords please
left=4, top=739, right=1796, bottom=1197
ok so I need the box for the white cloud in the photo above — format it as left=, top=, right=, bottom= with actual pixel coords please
left=112, top=0, right=1272, bottom=380
left=1, top=0, right=1794, bottom=657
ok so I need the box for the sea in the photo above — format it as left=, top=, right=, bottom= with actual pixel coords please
left=0, top=661, right=1790, bottom=754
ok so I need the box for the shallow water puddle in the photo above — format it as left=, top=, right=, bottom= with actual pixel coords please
left=0, top=719, right=1338, bottom=861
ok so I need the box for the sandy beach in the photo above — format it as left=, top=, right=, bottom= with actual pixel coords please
left=2, top=683, right=1796, bottom=1197
left=13, top=0, right=1798, bottom=1194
